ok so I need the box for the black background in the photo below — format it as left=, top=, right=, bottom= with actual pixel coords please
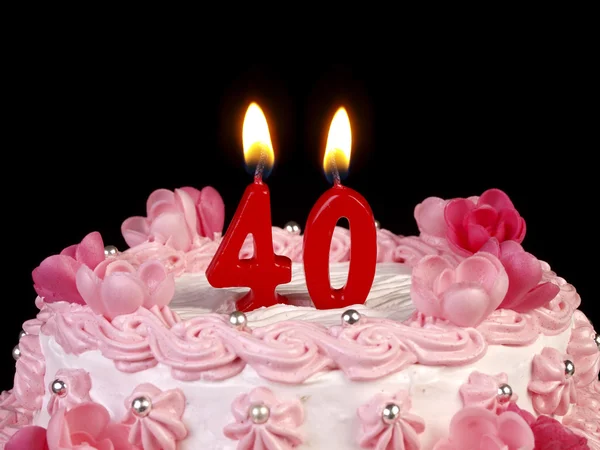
left=3, top=61, right=597, bottom=390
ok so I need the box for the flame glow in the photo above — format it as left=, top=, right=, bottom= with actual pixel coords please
left=243, top=103, right=274, bottom=176
left=323, top=107, right=351, bottom=180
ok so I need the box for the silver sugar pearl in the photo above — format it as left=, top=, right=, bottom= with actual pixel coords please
left=12, top=345, right=21, bottom=361
left=375, top=219, right=381, bottom=230
left=594, top=333, right=600, bottom=350
left=564, top=360, right=575, bottom=377
left=284, top=221, right=301, bottom=235
left=229, top=311, right=247, bottom=328
left=497, top=383, right=513, bottom=403
left=131, top=396, right=152, bottom=417
left=382, top=403, right=401, bottom=424
left=249, top=404, right=270, bottom=424
left=341, top=309, right=361, bottom=325
left=51, top=379, right=67, bottom=397
left=18, top=330, right=27, bottom=340
left=104, top=245, right=119, bottom=257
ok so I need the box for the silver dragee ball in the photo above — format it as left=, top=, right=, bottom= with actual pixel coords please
left=18, top=330, right=27, bottom=340
left=229, top=311, right=247, bottom=328
left=131, top=396, right=152, bottom=417
left=51, top=379, right=67, bottom=397
left=249, top=404, right=270, bottom=424
left=497, top=384, right=513, bottom=403
left=374, top=220, right=381, bottom=230
left=12, top=345, right=21, bottom=360
left=104, top=245, right=119, bottom=257
left=284, top=221, right=301, bottom=235
left=341, top=309, right=361, bottom=325
left=594, top=333, right=600, bottom=350
left=382, top=403, right=401, bottom=424
left=564, top=360, right=575, bottom=377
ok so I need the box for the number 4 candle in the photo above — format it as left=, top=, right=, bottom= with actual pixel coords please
left=303, top=107, right=377, bottom=309
left=206, top=103, right=292, bottom=312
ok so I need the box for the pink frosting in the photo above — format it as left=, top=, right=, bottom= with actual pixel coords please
left=532, top=292, right=576, bottom=336
left=223, top=387, right=304, bottom=450
left=477, top=309, right=540, bottom=346
left=122, top=186, right=225, bottom=251
left=410, top=252, right=509, bottom=327
left=392, top=235, right=462, bottom=267
left=416, top=189, right=526, bottom=256
left=123, top=383, right=187, bottom=450
left=76, top=258, right=175, bottom=320
left=5, top=426, right=48, bottom=450
left=528, top=347, right=578, bottom=416
left=459, top=371, right=517, bottom=413
left=480, top=238, right=559, bottom=312
left=433, top=406, right=535, bottom=450
left=46, top=369, right=92, bottom=416
left=0, top=391, right=33, bottom=448
left=13, top=333, right=46, bottom=412
left=563, top=381, right=600, bottom=447
left=356, top=390, right=425, bottom=450
left=32, top=232, right=105, bottom=305
left=567, top=311, right=600, bottom=388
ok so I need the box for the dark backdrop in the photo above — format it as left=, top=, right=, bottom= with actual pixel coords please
left=3, top=62, right=596, bottom=390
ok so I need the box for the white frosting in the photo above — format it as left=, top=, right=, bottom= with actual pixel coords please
left=171, top=262, right=415, bottom=326
left=35, top=325, right=573, bottom=450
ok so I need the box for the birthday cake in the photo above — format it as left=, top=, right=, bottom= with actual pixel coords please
left=1, top=185, right=598, bottom=450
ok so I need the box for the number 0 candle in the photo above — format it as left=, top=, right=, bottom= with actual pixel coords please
left=206, top=103, right=292, bottom=312
left=303, top=107, right=377, bottom=309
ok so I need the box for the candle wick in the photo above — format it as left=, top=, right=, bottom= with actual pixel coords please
left=330, top=151, right=342, bottom=187
left=254, top=149, right=266, bottom=182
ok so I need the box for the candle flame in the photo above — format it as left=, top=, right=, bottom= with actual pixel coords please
left=243, top=103, right=275, bottom=178
left=323, top=107, right=351, bottom=183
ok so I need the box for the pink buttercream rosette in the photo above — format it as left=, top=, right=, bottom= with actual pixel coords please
left=46, top=369, right=92, bottom=416
left=528, top=347, right=578, bottom=416
left=459, top=371, right=517, bottom=413
left=356, top=390, right=425, bottom=450
left=6, top=402, right=133, bottom=450
left=122, top=186, right=225, bottom=251
left=122, top=383, right=187, bottom=450
left=32, top=231, right=105, bottom=305
left=76, top=257, right=175, bottom=320
left=410, top=252, right=509, bottom=327
left=433, top=406, right=535, bottom=450
left=224, top=387, right=304, bottom=449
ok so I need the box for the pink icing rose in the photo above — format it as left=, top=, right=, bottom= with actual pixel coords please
left=32, top=231, right=105, bottom=305
left=433, top=406, right=535, bottom=450
left=567, top=311, right=600, bottom=387
left=415, top=189, right=526, bottom=256
left=123, top=383, right=187, bottom=450
left=75, top=258, right=175, bottom=320
left=459, top=371, right=518, bottom=413
left=507, top=404, right=591, bottom=450
left=528, top=347, right=578, bottom=416
left=480, top=238, right=560, bottom=312
left=223, top=387, right=305, bottom=449
left=410, top=252, right=509, bottom=327
left=356, top=390, right=425, bottom=450
left=7, top=403, right=133, bottom=450
left=122, top=186, right=225, bottom=251
left=47, top=369, right=92, bottom=415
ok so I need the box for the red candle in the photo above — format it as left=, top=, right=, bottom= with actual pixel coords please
left=303, top=107, right=377, bottom=309
left=206, top=103, right=292, bottom=312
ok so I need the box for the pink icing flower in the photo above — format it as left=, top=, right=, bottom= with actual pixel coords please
left=528, top=347, right=578, bottom=416
left=410, top=252, right=509, bottom=327
left=76, top=258, right=175, bottom=320
left=459, top=371, right=518, bottom=413
left=356, top=390, right=425, bottom=450
left=223, top=387, right=304, bottom=449
left=567, top=311, right=600, bottom=387
left=6, top=403, right=134, bottom=450
left=433, top=406, right=535, bottom=450
left=123, top=383, right=187, bottom=450
left=121, top=186, right=225, bottom=251
left=480, top=238, right=559, bottom=312
left=47, top=369, right=92, bottom=415
left=415, top=189, right=526, bottom=256
left=32, top=231, right=105, bottom=304
left=507, top=404, right=591, bottom=450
